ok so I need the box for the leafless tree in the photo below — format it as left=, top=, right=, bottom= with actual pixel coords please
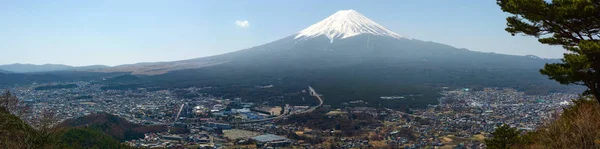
left=0, top=90, right=20, bottom=114
left=0, top=90, right=59, bottom=148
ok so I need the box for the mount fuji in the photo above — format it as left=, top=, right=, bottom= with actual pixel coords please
left=95, top=10, right=579, bottom=108
left=102, top=9, right=551, bottom=74
left=294, top=9, right=404, bottom=43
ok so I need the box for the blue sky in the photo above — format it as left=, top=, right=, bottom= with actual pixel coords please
left=0, top=0, right=565, bottom=66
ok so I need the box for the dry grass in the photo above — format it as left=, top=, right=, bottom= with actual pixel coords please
left=441, top=136, right=454, bottom=143
left=368, top=140, right=388, bottom=148
left=223, top=129, right=261, bottom=140
left=517, top=98, right=600, bottom=149
left=471, top=134, right=486, bottom=142
left=325, top=110, right=346, bottom=115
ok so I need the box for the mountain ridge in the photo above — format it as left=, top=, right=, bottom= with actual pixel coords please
left=0, top=63, right=109, bottom=73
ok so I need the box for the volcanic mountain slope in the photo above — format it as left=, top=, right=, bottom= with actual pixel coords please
left=98, top=10, right=579, bottom=108
left=103, top=9, right=557, bottom=75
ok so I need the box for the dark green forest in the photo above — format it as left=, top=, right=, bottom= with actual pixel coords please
left=94, top=61, right=583, bottom=110
left=58, top=113, right=168, bottom=141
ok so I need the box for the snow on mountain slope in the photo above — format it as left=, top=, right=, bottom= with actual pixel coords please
left=294, top=9, right=404, bottom=43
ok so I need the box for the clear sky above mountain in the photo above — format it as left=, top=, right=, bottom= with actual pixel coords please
left=0, top=0, right=565, bottom=66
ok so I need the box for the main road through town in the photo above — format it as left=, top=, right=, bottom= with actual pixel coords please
left=231, top=86, right=323, bottom=124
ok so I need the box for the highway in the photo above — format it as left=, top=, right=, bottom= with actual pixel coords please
left=231, top=86, right=323, bottom=124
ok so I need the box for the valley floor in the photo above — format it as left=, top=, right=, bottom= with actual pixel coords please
left=8, top=81, right=577, bottom=148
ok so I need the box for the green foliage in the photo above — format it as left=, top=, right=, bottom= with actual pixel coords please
left=59, top=112, right=167, bottom=141
left=485, top=124, right=526, bottom=149
left=1, top=90, right=58, bottom=148
left=0, top=108, right=40, bottom=148
left=0, top=109, right=133, bottom=149
left=498, top=0, right=600, bottom=101
left=57, top=128, right=134, bottom=149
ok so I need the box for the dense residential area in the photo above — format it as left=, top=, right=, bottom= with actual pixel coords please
left=2, top=81, right=577, bottom=148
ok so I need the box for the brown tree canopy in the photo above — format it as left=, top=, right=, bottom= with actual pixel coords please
left=0, top=90, right=22, bottom=115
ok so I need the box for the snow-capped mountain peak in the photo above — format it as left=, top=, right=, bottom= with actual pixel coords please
left=294, top=9, right=403, bottom=43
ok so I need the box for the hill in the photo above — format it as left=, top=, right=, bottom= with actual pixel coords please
left=58, top=112, right=167, bottom=141
left=0, top=71, right=126, bottom=87
left=57, top=128, right=133, bottom=149
left=0, top=108, right=40, bottom=148
left=0, top=63, right=109, bottom=73
left=0, top=108, right=132, bottom=148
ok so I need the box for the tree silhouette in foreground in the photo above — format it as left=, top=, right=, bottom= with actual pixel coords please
left=485, top=124, right=525, bottom=149
left=498, top=0, right=600, bottom=102
left=0, top=90, right=26, bottom=116
left=0, top=90, right=134, bottom=148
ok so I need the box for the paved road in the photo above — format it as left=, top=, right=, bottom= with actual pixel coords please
left=231, top=86, right=323, bottom=124
left=306, top=86, right=324, bottom=112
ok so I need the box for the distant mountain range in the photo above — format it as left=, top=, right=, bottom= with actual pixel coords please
left=0, top=63, right=109, bottom=73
